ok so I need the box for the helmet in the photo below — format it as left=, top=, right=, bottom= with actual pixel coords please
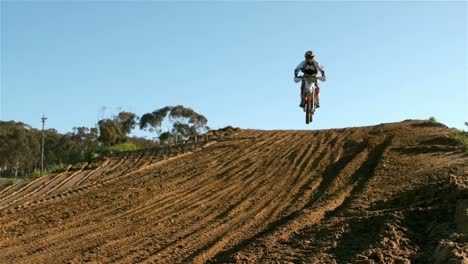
left=304, top=50, right=315, bottom=59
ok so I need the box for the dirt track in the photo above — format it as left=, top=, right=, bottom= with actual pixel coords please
left=1, top=120, right=467, bottom=263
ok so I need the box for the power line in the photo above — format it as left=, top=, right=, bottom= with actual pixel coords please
left=41, top=114, right=47, bottom=173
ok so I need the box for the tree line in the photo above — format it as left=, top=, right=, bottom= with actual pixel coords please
left=0, top=105, right=208, bottom=178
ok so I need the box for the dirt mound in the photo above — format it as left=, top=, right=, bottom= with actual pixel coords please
left=0, top=120, right=466, bottom=263
left=205, top=126, right=242, bottom=138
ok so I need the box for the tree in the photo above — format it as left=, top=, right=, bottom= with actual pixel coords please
left=0, top=123, right=39, bottom=178
left=169, top=105, right=209, bottom=140
left=126, top=136, right=158, bottom=148
left=140, top=105, right=209, bottom=143
left=72, top=127, right=99, bottom=158
left=159, top=131, right=173, bottom=145
left=0, top=121, right=87, bottom=177
left=172, top=122, right=192, bottom=140
left=116, top=111, right=138, bottom=136
left=140, top=106, right=172, bottom=139
left=0, top=118, right=159, bottom=178
left=98, top=119, right=124, bottom=146
left=97, top=111, right=138, bottom=146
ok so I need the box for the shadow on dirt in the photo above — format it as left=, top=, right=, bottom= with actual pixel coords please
left=207, top=139, right=371, bottom=263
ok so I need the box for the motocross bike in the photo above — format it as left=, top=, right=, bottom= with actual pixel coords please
left=294, top=76, right=326, bottom=124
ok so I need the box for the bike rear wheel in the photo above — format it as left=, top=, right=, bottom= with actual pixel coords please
left=305, top=92, right=315, bottom=124
left=308, top=100, right=313, bottom=124
left=310, top=90, right=315, bottom=123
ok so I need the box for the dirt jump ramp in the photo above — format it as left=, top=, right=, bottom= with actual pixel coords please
left=0, top=120, right=466, bottom=263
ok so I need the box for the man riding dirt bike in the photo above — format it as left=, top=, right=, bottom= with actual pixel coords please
left=294, top=50, right=326, bottom=108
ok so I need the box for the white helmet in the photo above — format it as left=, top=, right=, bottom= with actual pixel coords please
left=293, top=77, right=302, bottom=83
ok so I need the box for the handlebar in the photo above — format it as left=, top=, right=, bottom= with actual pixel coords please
left=294, top=75, right=326, bottom=83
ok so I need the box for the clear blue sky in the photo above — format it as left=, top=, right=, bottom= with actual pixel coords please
left=1, top=1, right=466, bottom=138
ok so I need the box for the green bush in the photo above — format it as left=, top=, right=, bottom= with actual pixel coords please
left=30, top=171, right=42, bottom=179
left=28, top=164, right=66, bottom=180
left=429, top=116, right=437, bottom=123
left=107, top=143, right=140, bottom=153
left=83, top=143, right=141, bottom=161
left=3, top=178, right=22, bottom=187
left=50, top=164, right=66, bottom=173
left=3, top=180, right=13, bottom=187
left=453, top=129, right=468, bottom=153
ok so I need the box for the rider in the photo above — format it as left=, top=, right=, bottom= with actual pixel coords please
left=294, top=50, right=326, bottom=108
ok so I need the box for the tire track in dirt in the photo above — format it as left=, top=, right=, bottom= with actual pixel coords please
left=141, top=131, right=306, bottom=261
left=42, top=167, right=89, bottom=197
left=87, top=142, right=220, bottom=190
left=0, top=175, right=51, bottom=205
left=327, top=137, right=394, bottom=217
left=77, top=156, right=123, bottom=185
left=0, top=158, right=118, bottom=210
left=0, top=153, right=185, bottom=239
left=0, top=131, right=318, bottom=262
left=210, top=131, right=379, bottom=262
left=101, top=144, right=240, bottom=218
left=0, top=171, right=70, bottom=209
left=0, top=142, right=238, bottom=260
left=188, top=142, right=321, bottom=262
left=96, top=153, right=131, bottom=179
left=73, top=157, right=113, bottom=187
left=190, top=130, right=344, bottom=262
left=0, top=181, right=26, bottom=196
left=20, top=132, right=286, bottom=262
left=270, top=139, right=389, bottom=262
left=254, top=136, right=394, bottom=263
left=0, top=141, right=247, bottom=220
left=278, top=130, right=341, bottom=214
left=102, top=152, right=146, bottom=180
left=103, top=133, right=292, bottom=262
left=6, top=168, right=86, bottom=209
left=152, top=131, right=320, bottom=260
left=88, top=152, right=141, bottom=185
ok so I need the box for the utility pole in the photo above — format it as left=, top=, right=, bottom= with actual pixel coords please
left=41, top=114, right=47, bottom=173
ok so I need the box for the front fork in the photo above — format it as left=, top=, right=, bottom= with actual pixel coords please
left=301, top=81, right=320, bottom=104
